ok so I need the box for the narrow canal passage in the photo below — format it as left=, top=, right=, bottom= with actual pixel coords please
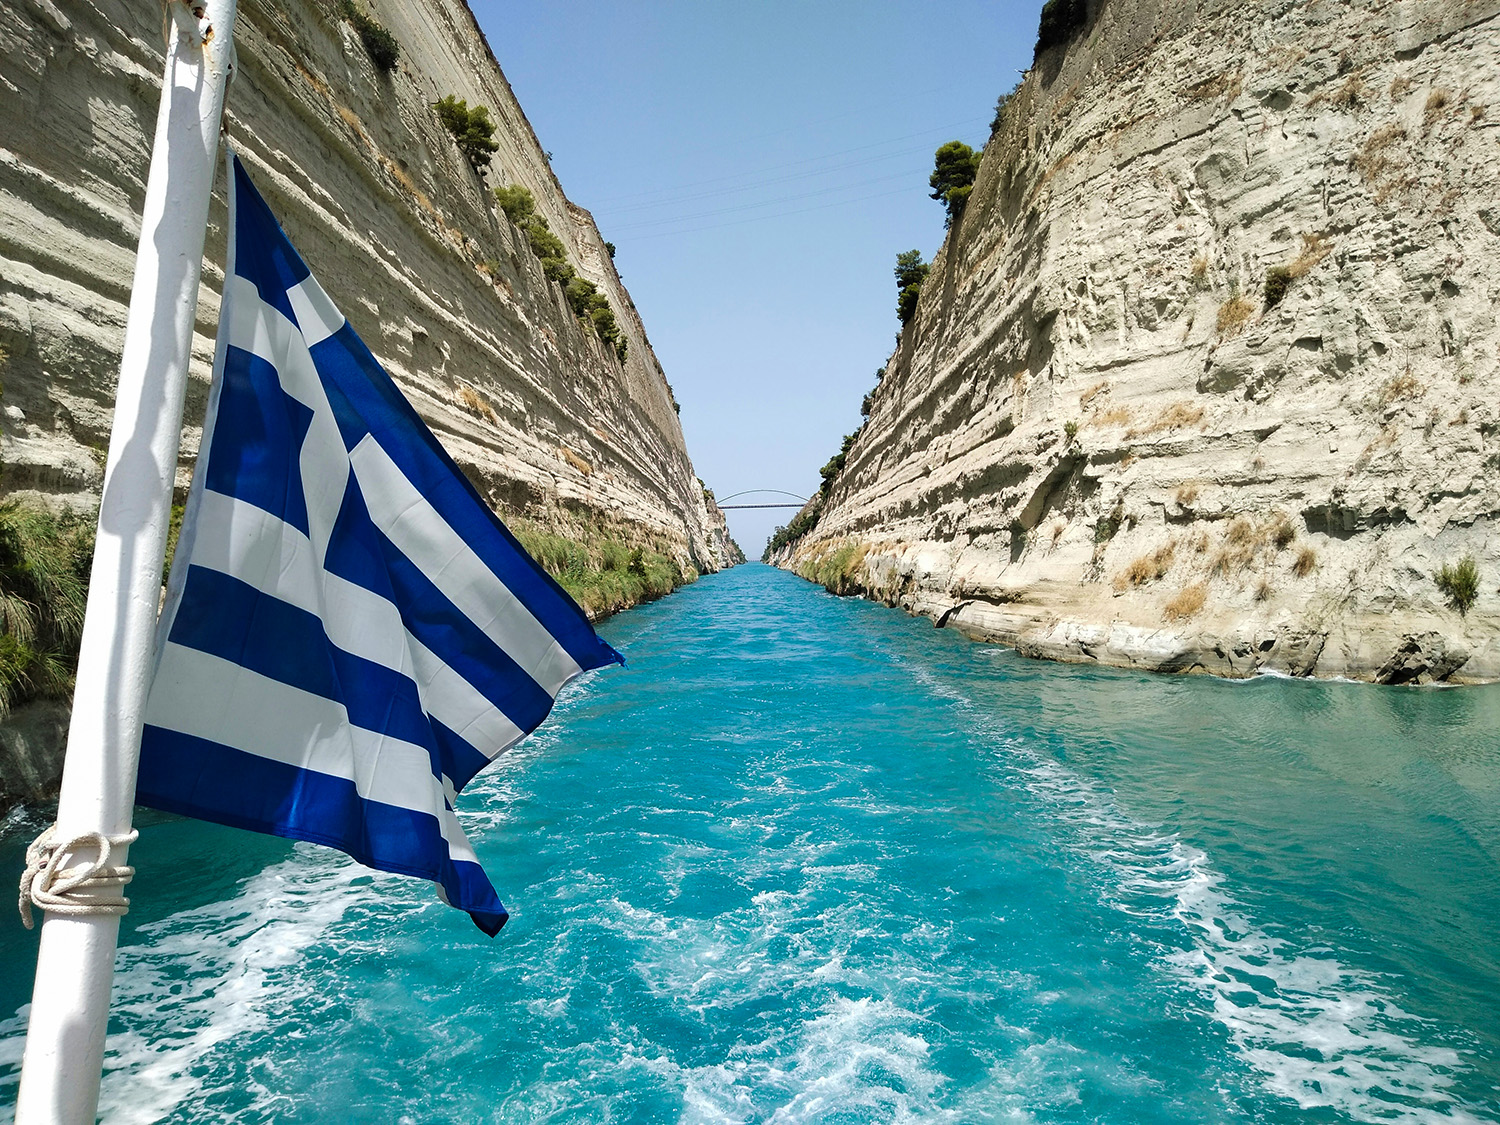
left=2, top=564, right=1498, bottom=1123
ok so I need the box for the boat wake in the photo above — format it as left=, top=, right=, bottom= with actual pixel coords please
left=905, top=655, right=1490, bottom=1124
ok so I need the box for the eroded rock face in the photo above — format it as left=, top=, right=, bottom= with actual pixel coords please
left=778, top=0, right=1500, bottom=683
left=0, top=0, right=734, bottom=805
left=0, top=0, right=730, bottom=570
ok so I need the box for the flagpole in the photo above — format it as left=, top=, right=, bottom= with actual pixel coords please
left=14, top=2, right=237, bottom=1121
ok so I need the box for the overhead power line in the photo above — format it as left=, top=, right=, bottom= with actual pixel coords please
left=598, top=140, right=961, bottom=218
left=606, top=168, right=924, bottom=234
left=587, top=115, right=990, bottom=210
left=618, top=184, right=919, bottom=241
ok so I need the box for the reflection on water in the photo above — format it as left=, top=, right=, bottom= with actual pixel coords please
left=1, top=565, right=1496, bottom=1123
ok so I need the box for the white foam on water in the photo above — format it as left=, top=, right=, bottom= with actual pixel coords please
left=1024, top=759, right=1491, bottom=1122
left=0, top=845, right=375, bottom=1125
left=899, top=658, right=1492, bottom=1124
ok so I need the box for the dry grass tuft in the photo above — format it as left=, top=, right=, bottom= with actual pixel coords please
left=1115, top=540, right=1178, bottom=591
left=1126, top=402, right=1205, bottom=439
left=1224, top=517, right=1257, bottom=548
left=1216, top=295, right=1255, bottom=339
left=1174, top=483, right=1200, bottom=507
left=1423, top=88, right=1453, bottom=128
left=1079, top=380, right=1110, bottom=408
left=1267, top=511, right=1297, bottom=550
left=1293, top=545, right=1317, bottom=577
left=1311, top=74, right=1366, bottom=110
left=1164, top=583, right=1207, bottom=621
left=1331, top=74, right=1366, bottom=109
left=559, top=446, right=594, bottom=476
left=1471, top=104, right=1487, bottom=123
left=1211, top=512, right=1295, bottom=577
left=1183, top=71, right=1241, bottom=102
left=1189, top=254, right=1210, bottom=287
left=1389, top=75, right=1413, bottom=99
left=455, top=385, right=498, bottom=424
left=1355, top=424, right=1401, bottom=469
left=1353, top=124, right=1406, bottom=182
left=1379, top=372, right=1423, bottom=406
left=1286, top=232, right=1333, bottom=280
left=1254, top=576, right=1274, bottom=602
left=379, top=154, right=436, bottom=216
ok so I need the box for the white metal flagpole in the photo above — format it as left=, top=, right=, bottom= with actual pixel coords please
left=14, top=2, right=237, bottom=1121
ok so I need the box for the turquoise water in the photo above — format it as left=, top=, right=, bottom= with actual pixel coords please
left=2, top=563, right=1498, bottom=1123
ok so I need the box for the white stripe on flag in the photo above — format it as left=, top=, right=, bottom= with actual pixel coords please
left=286, top=274, right=345, bottom=346
left=147, top=644, right=480, bottom=865
left=348, top=434, right=583, bottom=694
left=189, top=491, right=526, bottom=755
left=221, top=274, right=350, bottom=559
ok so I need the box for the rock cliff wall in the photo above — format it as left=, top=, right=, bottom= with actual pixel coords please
left=0, top=0, right=734, bottom=803
left=778, top=0, right=1500, bottom=683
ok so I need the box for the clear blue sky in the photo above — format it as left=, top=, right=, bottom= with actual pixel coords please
left=470, top=2, right=1045, bottom=554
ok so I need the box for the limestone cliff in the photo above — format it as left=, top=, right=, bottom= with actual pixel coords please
left=0, top=0, right=733, bottom=803
left=778, top=0, right=1500, bottom=683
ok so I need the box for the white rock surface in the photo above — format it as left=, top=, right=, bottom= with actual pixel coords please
left=0, top=0, right=738, bottom=803
left=0, top=0, right=735, bottom=569
left=778, top=0, right=1500, bottom=683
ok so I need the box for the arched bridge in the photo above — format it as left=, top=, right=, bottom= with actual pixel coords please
left=715, top=489, right=808, bottom=510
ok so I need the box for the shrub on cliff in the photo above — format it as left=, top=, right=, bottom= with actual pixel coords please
left=0, top=500, right=94, bottom=716
left=820, top=433, right=859, bottom=492
left=762, top=498, right=825, bottom=562
left=338, top=2, right=400, bottom=73
left=435, top=96, right=498, bottom=172
left=1034, top=0, right=1090, bottom=61
left=494, top=183, right=536, bottom=225
left=494, top=185, right=627, bottom=361
left=1264, top=266, right=1293, bottom=309
left=565, top=277, right=627, bottom=359
left=1435, top=556, right=1479, bottom=616
left=930, top=141, right=981, bottom=227
left=895, top=250, right=929, bottom=325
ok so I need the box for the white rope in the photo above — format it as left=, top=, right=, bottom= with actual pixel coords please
left=18, top=824, right=139, bottom=930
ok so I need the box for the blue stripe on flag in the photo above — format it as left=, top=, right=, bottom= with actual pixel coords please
left=167, top=566, right=491, bottom=788
left=321, top=480, right=557, bottom=733
left=203, top=346, right=313, bottom=535
left=137, top=726, right=508, bottom=935
left=229, top=158, right=311, bottom=326
left=311, top=328, right=623, bottom=675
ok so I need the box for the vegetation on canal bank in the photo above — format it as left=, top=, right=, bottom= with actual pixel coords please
left=794, top=541, right=869, bottom=596
left=0, top=499, right=94, bottom=717
left=509, top=516, right=695, bottom=620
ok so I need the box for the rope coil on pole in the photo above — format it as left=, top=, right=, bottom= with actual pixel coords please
left=18, top=825, right=139, bottom=930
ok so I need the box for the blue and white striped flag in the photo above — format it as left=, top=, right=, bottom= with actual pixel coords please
left=136, top=153, right=622, bottom=935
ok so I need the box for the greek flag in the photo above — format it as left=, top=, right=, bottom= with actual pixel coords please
left=136, top=153, right=622, bottom=935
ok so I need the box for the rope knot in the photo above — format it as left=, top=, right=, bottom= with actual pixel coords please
left=18, top=824, right=139, bottom=930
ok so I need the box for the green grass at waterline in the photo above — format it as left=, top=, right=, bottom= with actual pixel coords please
left=0, top=499, right=94, bottom=716
left=796, top=541, right=868, bottom=596
left=508, top=517, right=694, bottom=619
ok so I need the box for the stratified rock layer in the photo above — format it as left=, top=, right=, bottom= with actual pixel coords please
left=0, top=0, right=733, bottom=802
left=0, top=0, right=731, bottom=568
left=778, top=0, right=1500, bottom=683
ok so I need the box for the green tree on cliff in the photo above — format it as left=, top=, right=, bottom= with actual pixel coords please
left=435, top=96, right=498, bottom=172
left=895, top=250, right=929, bottom=325
left=1034, top=0, right=1090, bottom=60
left=929, top=141, right=981, bottom=227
